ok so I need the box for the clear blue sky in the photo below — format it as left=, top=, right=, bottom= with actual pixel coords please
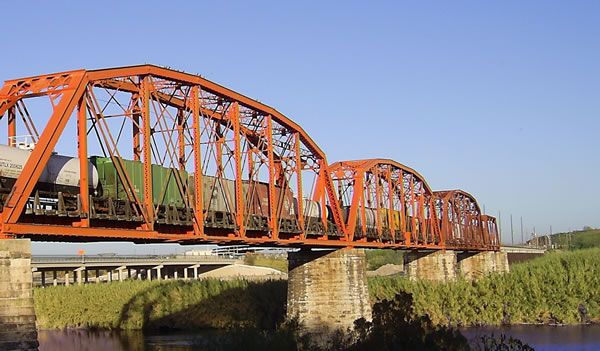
left=1, top=1, right=598, bottom=253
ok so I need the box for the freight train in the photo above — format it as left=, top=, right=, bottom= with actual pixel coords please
left=0, top=144, right=420, bottom=238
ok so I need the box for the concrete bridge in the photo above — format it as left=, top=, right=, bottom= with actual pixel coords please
left=31, top=254, right=240, bottom=286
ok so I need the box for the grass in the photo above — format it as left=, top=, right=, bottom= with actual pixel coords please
left=369, top=248, right=600, bottom=326
left=34, top=279, right=286, bottom=330
left=244, top=253, right=289, bottom=272
left=35, top=249, right=600, bottom=330
left=550, top=228, right=600, bottom=249
left=364, top=249, right=403, bottom=270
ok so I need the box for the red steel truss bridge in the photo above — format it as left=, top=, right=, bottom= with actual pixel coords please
left=0, top=65, right=499, bottom=251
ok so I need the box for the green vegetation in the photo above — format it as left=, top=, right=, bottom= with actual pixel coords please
left=244, top=253, right=288, bottom=272
left=549, top=228, right=600, bottom=250
left=35, top=249, right=600, bottom=332
left=34, top=279, right=286, bottom=330
left=243, top=250, right=402, bottom=273
left=364, top=249, right=403, bottom=271
left=369, top=248, right=600, bottom=325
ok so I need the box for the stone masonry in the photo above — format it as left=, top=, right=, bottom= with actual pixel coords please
left=287, top=248, right=371, bottom=332
left=0, top=239, right=39, bottom=351
left=457, top=251, right=510, bottom=280
left=404, top=250, right=458, bottom=282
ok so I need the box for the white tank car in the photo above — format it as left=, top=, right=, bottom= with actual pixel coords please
left=0, top=144, right=99, bottom=191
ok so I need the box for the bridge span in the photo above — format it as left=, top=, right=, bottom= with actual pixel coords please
left=31, top=254, right=240, bottom=286
left=0, top=65, right=507, bottom=345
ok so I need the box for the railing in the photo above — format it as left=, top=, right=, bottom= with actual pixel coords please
left=32, top=254, right=240, bottom=265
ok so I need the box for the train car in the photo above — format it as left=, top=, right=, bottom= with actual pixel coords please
left=91, top=156, right=189, bottom=207
left=0, top=145, right=304, bottom=233
left=0, top=144, right=99, bottom=195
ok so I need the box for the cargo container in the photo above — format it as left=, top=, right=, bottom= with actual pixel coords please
left=91, top=156, right=189, bottom=207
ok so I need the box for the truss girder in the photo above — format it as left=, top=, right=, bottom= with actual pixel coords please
left=0, top=65, right=496, bottom=251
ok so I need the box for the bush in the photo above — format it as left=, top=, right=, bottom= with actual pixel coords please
left=34, top=279, right=287, bottom=330
left=369, top=249, right=600, bottom=326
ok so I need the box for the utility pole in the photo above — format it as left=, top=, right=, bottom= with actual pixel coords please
left=520, top=217, right=524, bottom=244
left=498, top=211, right=502, bottom=244
left=510, top=214, right=514, bottom=245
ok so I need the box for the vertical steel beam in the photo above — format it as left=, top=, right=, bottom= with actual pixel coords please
left=374, top=169, right=383, bottom=240
left=266, top=115, right=278, bottom=239
left=191, top=86, right=204, bottom=236
left=232, top=103, right=245, bottom=237
left=77, top=94, right=90, bottom=227
left=386, top=171, right=395, bottom=242
left=294, top=133, right=304, bottom=235
left=7, top=106, right=16, bottom=146
left=347, top=172, right=364, bottom=241
left=131, top=93, right=141, bottom=161
left=399, top=170, right=406, bottom=235
left=177, top=108, right=185, bottom=170
left=141, top=76, right=154, bottom=229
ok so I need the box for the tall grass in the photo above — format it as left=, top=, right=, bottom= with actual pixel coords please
left=369, top=248, right=600, bottom=325
left=34, top=279, right=286, bottom=330
left=551, top=229, right=600, bottom=249
left=35, top=249, right=600, bottom=330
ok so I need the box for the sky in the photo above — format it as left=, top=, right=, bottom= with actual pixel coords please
left=1, top=1, right=598, bottom=254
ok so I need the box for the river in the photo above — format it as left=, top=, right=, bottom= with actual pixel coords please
left=37, top=325, right=600, bottom=351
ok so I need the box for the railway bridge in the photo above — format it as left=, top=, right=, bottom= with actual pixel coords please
left=0, top=65, right=506, bottom=349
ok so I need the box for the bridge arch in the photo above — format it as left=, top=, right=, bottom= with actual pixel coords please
left=329, top=159, right=442, bottom=247
left=434, top=190, right=499, bottom=250
left=0, top=65, right=345, bottom=243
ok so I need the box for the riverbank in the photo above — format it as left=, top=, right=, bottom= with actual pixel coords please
left=370, top=248, right=600, bottom=325
left=34, top=249, right=600, bottom=330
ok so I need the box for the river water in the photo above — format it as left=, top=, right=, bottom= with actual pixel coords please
left=37, top=325, right=600, bottom=351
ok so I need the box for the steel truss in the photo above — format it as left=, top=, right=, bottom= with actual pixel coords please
left=0, top=65, right=498, bottom=250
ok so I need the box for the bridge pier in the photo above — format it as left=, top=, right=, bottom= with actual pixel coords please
left=404, top=250, right=458, bottom=281
left=457, top=251, right=509, bottom=280
left=0, top=239, right=39, bottom=351
left=405, top=250, right=510, bottom=281
left=287, top=248, right=371, bottom=332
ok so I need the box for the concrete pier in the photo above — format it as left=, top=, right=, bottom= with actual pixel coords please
left=0, top=239, right=39, bottom=351
left=287, top=248, right=371, bottom=332
left=405, top=250, right=458, bottom=281
left=405, top=250, right=510, bottom=281
left=457, top=251, right=509, bottom=280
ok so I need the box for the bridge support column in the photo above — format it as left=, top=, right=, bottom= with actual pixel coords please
left=75, top=267, right=84, bottom=285
left=287, top=248, right=371, bottom=332
left=53, top=271, right=57, bottom=286
left=64, top=271, right=70, bottom=286
left=404, top=250, right=457, bottom=281
left=0, top=239, right=39, bottom=351
left=457, top=251, right=509, bottom=280
left=41, top=271, right=45, bottom=287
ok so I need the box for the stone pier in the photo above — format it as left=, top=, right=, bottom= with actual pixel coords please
left=404, top=250, right=458, bottom=281
left=0, top=239, right=39, bottom=351
left=287, top=248, right=371, bottom=332
left=405, top=250, right=510, bottom=281
left=457, top=251, right=509, bottom=280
